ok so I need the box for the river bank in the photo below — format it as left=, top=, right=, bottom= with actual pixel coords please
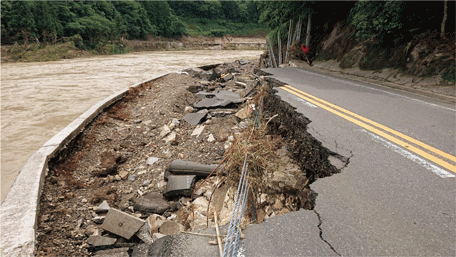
left=1, top=50, right=263, bottom=202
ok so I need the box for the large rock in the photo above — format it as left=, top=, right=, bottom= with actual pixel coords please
left=131, top=192, right=171, bottom=215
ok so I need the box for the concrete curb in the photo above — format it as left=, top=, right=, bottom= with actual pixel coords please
left=0, top=71, right=175, bottom=256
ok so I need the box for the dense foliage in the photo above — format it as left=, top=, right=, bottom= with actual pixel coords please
left=258, top=0, right=455, bottom=47
left=1, top=0, right=262, bottom=49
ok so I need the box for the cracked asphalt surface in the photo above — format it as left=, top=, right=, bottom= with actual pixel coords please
left=254, top=67, right=455, bottom=256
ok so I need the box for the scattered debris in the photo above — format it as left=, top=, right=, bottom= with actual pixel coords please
left=87, top=235, right=116, bottom=247
left=95, top=200, right=110, bottom=213
left=146, top=157, right=160, bottom=166
left=191, top=125, right=205, bottom=137
left=184, top=110, right=207, bottom=125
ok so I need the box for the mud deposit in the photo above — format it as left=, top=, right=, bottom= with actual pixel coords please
left=36, top=60, right=345, bottom=256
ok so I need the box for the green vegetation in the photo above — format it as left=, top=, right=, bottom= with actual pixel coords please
left=181, top=17, right=268, bottom=37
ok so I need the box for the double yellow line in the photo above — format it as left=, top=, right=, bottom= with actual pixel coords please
left=280, top=84, right=456, bottom=173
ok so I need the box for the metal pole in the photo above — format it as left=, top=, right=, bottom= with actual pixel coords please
left=278, top=32, right=282, bottom=65
left=285, top=20, right=293, bottom=63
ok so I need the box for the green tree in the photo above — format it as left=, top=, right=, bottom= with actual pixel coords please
left=349, top=1, right=405, bottom=45
left=113, top=1, right=156, bottom=39
left=35, top=2, right=61, bottom=45
left=8, top=1, right=36, bottom=48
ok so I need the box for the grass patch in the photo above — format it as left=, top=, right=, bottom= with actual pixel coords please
left=2, top=41, right=88, bottom=62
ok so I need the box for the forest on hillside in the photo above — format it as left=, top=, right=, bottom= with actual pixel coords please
left=0, top=0, right=262, bottom=48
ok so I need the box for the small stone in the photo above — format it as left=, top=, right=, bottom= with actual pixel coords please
left=115, top=175, right=121, bottom=181
left=119, top=170, right=129, bottom=180
left=138, top=170, right=147, bottom=175
left=81, top=198, right=88, bottom=203
left=85, top=225, right=97, bottom=236
left=93, top=247, right=130, bottom=257
left=163, top=132, right=177, bottom=145
left=142, top=180, right=151, bottom=186
left=96, top=200, right=111, bottom=213
left=191, top=125, right=205, bottom=137
left=228, top=136, right=234, bottom=142
left=134, top=119, right=142, bottom=124
left=159, top=125, right=171, bottom=137
left=184, top=106, right=194, bottom=113
left=146, top=157, right=160, bottom=166
left=207, top=134, right=215, bottom=142
left=128, top=175, right=136, bottom=181
left=273, top=198, right=283, bottom=210
left=92, top=216, right=105, bottom=224
left=157, top=180, right=167, bottom=190
left=171, top=118, right=180, bottom=126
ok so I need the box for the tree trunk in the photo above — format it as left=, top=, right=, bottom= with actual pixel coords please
left=441, top=0, right=447, bottom=39
left=305, top=13, right=312, bottom=46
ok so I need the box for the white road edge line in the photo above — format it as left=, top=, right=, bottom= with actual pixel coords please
left=362, top=129, right=455, bottom=178
left=295, top=68, right=456, bottom=112
left=293, top=96, right=318, bottom=108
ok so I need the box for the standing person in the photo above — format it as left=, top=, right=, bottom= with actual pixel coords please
left=301, top=44, right=313, bottom=66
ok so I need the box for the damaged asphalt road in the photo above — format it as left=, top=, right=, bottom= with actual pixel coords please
left=263, top=67, right=455, bottom=256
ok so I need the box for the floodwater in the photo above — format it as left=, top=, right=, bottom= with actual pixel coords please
left=1, top=50, right=263, bottom=202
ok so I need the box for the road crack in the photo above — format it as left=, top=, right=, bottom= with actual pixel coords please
left=314, top=210, right=341, bottom=256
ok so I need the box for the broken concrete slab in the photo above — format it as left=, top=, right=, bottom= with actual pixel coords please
left=159, top=221, right=184, bottom=236
left=87, top=235, right=117, bottom=247
left=131, top=192, right=171, bottom=215
left=184, top=111, right=207, bottom=126
left=92, top=247, right=130, bottom=257
left=101, top=208, right=145, bottom=239
left=191, top=125, right=205, bottom=137
left=207, top=134, right=215, bottom=142
left=163, top=175, right=196, bottom=198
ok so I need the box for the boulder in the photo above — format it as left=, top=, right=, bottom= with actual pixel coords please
left=159, top=221, right=184, bottom=236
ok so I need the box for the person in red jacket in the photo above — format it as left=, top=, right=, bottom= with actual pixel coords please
left=301, top=44, right=313, bottom=66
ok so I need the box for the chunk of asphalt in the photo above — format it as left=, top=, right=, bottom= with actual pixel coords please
left=193, top=97, right=230, bottom=108
left=195, top=91, right=215, bottom=100
left=214, top=91, right=243, bottom=103
left=101, top=208, right=145, bottom=240
left=183, top=112, right=207, bottom=126
left=131, top=192, right=171, bottom=215
left=237, top=59, right=250, bottom=65
left=163, top=175, right=197, bottom=198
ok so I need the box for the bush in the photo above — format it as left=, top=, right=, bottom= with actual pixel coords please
left=442, top=65, right=455, bottom=83
left=66, top=34, right=83, bottom=49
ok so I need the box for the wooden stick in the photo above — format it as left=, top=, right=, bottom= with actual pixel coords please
left=215, top=211, right=223, bottom=257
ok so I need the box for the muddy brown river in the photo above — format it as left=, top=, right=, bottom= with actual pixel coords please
left=1, top=50, right=263, bottom=202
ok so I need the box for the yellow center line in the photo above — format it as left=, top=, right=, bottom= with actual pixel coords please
left=282, top=84, right=456, bottom=164
left=280, top=85, right=456, bottom=173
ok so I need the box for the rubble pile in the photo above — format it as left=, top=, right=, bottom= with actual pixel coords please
left=36, top=59, right=342, bottom=256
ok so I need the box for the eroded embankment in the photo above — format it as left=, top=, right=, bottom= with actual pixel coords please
left=33, top=61, right=347, bottom=256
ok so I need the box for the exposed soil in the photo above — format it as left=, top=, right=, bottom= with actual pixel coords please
left=35, top=59, right=343, bottom=256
